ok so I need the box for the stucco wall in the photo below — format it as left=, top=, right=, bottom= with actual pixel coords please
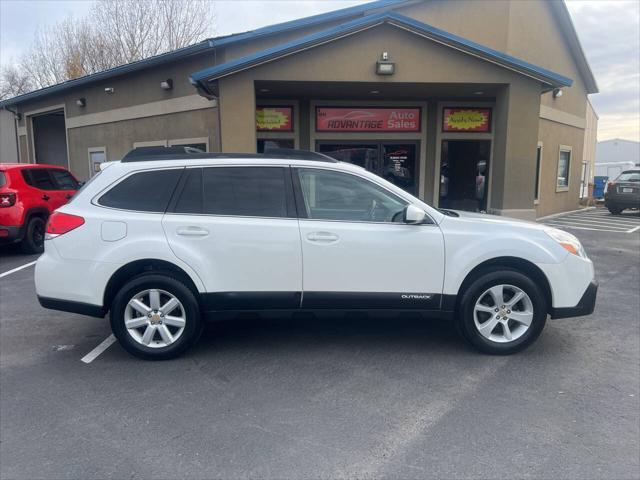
left=67, top=108, right=219, bottom=180
left=535, top=118, right=585, bottom=217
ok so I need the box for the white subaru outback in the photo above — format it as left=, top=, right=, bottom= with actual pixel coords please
left=35, top=147, right=597, bottom=360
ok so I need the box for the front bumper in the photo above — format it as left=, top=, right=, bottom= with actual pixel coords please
left=549, top=281, right=598, bottom=319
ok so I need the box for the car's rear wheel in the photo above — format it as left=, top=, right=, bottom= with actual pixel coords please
left=608, top=206, right=623, bottom=215
left=457, top=268, right=547, bottom=355
left=110, top=273, right=202, bottom=360
left=20, top=216, right=45, bottom=254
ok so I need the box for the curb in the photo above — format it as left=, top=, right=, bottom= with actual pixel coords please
left=537, top=206, right=596, bottom=222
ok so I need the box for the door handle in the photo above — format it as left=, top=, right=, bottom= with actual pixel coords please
left=65, top=194, right=73, bottom=200
left=176, top=227, right=210, bottom=237
left=42, top=195, right=50, bottom=201
left=306, top=231, right=339, bottom=243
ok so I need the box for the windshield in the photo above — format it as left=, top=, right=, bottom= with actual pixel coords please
left=617, top=171, right=640, bottom=182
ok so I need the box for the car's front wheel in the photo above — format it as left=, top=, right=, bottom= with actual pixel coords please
left=457, top=268, right=547, bottom=355
left=110, top=273, right=202, bottom=360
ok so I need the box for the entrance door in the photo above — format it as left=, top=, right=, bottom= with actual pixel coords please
left=439, top=140, right=490, bottom=211
left=317, top=141, right=419, bottom=195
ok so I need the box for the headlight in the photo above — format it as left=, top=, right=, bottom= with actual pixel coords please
left=545, top=228, right=587, bottom=258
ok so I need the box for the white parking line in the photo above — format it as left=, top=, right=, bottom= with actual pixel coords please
left=547, top=218, right=631, bottom=229
left=0, top=261, right=37, bottom=279
left=81, top=334, right=116, bottom=364
left=559, top=216, right=640, bottom=226
left=628, top=226, right=640, bottom=233
left=543, top=222, right=632, bottom=233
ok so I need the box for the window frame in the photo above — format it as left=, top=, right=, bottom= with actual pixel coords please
left=168, top=137, right=209, bottom=152
left=291, top=166, right=432, bottom=225
left=88, top=146, right=107, bottom=178
left=167, top=165, right=297, bottom=219
left=534, top=142, right=543, bottom=204
left=94, top=167, right=185, bottom=213
left=556, top=145, right=572, bottom=192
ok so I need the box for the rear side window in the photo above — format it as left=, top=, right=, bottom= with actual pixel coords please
left=0, top=172, right=6, bottom=187
left=22, top=168, right=56, bottom=190
left=173, top=167, right=288, bottom=218
left=617, top=171, right=640, bottom=182
left=99, top=169, right=181, bottom=212
left=50, top=169, right=79, bottom=190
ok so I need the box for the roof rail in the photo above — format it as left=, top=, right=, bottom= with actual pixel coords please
left=120, top=146, right=338, bottom=163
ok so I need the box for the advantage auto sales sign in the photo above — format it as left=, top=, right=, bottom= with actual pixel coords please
left=316, top=107, right=421, bottom=132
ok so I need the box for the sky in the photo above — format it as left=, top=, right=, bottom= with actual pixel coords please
left=0, top=0, right=638, bottom=141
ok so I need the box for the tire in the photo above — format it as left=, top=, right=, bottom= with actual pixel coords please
left=456, top=268, right=547, bottom=355
left=110, top=272, right=202, bottom=360
left=20, top=216, right=45, bottom=254
left=608, top=206, right=623, bottom=215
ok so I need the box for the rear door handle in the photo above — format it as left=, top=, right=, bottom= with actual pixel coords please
left=176, top=227, right=210, bottom=237
left=306, top=231, right=339, bottom=243
left=42, top=195, right=50, bottom=201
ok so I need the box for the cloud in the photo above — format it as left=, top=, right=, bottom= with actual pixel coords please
left=566, top=0, right=640, bottom=141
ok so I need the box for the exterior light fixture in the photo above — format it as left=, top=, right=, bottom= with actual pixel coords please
left=376, top=51, right=395, bottom=75
left=76, top=98, right=86, bottom=107
left=552, top=88, right=563, bottom=98
left=104, top=87, right=114, bottom=94
left=160, top=79, right=173, bottom=90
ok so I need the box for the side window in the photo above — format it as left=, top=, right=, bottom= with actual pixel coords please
left=99, top=169, right=181, bottom=212
left=23, top=168, right=56, bottom=190
left=199, top=167, right=288, bottom=218
left=557, top=149, right=571, bottom=188
left=50, top=169, right=79, bottom=190
left=174, top=168, right=203, bottom=214
left=296, top=168, right=407, bottom=222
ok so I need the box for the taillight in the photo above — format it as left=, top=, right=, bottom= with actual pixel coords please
left=46, top=211, right=85, bottom=237
left=0, top=192, right=16, bottom=207
left=607, top=181, right=616, bottom=188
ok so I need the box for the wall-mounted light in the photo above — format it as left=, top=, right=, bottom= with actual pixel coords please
left=104, top=87, right=114, bottom=94
left=160, top=79, right=173, bottom=90
left=552, top=88, right=563, bottom=98
left=376, top=51, right=395, bottom=76
left=76, top=98, right=86, bottom=107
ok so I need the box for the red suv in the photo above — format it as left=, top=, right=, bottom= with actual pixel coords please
left=0, top=164, right=80, bottom=253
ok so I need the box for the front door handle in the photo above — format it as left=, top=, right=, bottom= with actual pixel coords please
left=176, top=226, right=210, bottom=237
left=306, top=231, right=339, bottom=243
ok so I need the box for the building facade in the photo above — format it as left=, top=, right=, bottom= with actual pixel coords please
left=0, top=0, right=598, bottom=219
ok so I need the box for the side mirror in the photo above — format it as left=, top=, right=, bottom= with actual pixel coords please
left=403, top=204, right=428, bottom=224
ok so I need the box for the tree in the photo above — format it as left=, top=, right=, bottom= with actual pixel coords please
left=2, top=0, right=215, bottom=96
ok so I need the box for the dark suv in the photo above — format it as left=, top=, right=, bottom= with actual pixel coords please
left=605, top=169, right=640, bottom=215
left=0, top=164, right=80, bottom=253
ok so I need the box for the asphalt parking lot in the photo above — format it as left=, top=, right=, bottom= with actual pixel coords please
left=1, top=208, right=639, bottom=480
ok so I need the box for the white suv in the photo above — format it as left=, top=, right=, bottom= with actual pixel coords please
left=35, top=148, right=597, bottom=360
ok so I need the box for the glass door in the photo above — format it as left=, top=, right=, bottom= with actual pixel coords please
left=439, top=140, right=491, bottom=211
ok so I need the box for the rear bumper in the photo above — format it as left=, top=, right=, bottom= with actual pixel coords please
left=0, top=224, right=24, bottom=244
left=37, top=295, right=105, bottom=318
left=549, top=281, right=598, bottom=319
left=605, top=192, right=640, bottom=209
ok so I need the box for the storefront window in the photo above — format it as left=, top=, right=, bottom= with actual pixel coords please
left=557, top=149, right=571, bottom=188
left=257, top=139, right=295, bottom=153
left=439, top=140, right=490, bottom=212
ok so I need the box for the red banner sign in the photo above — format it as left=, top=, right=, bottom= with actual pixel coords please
left=316, top=107, right=421, bottom=132
left=443, top=108, right=491, bottom=132
left=256, top=107, right=293, bottom=131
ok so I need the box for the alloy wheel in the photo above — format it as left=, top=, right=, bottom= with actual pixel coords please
left=473, top=284, right=534, bottom=343
left=124, top=289, right=186, bottom=348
